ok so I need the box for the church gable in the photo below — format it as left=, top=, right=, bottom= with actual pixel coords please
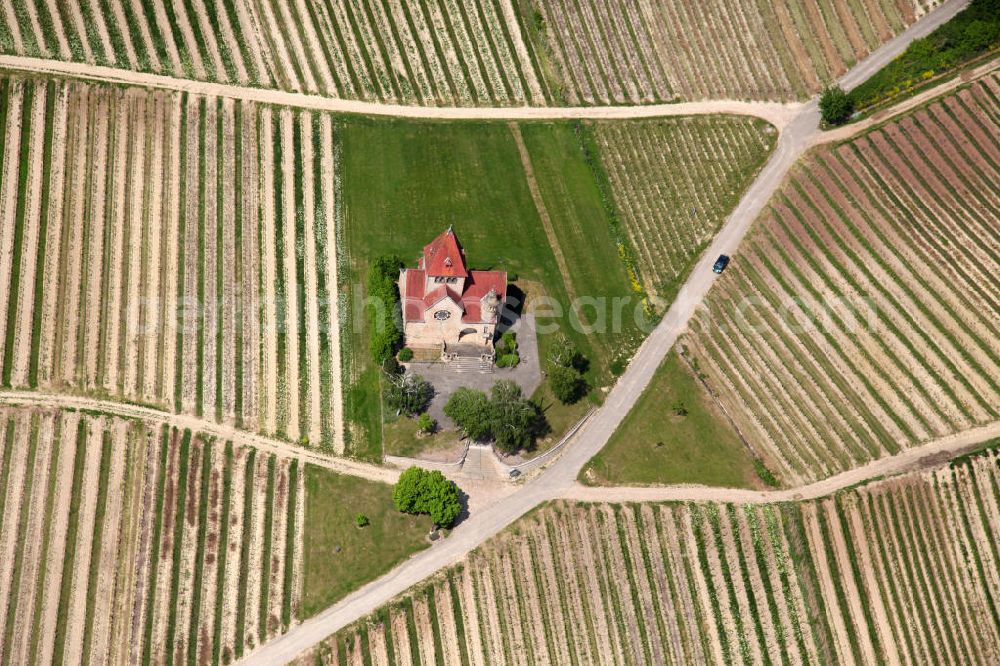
left=399, top=228, right=507, bottom=350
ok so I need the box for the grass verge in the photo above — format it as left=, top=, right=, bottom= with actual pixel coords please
left=581, top=350, right=760, bottom=487
left=300, top=464, right=429, bottom=617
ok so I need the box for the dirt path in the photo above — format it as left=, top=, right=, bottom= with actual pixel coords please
left=0, top=391, right=394, bottom=483
left=0, top=53, right=799, bottom=127
left=566, top=421, right=1000, bottom=504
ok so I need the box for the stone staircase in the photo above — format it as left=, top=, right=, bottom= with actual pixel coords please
left=449, top=355, right=494, bottom=373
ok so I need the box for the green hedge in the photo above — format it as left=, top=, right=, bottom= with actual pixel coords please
left=850, top=0, right=1000, bottom=109
left=366, top=255, right=404, bottom=364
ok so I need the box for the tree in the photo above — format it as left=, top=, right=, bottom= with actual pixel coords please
left=392, top=466, right=425, bottom=513
left=392, top=466, right=462, bottom=528
left=366, top=255, right=404, bottom=363
left=383, top=372, right=433, bottom=416
left=819, top=86, right=855, bottom=126
left=489, top=381, right=546, bottom=454
left=548, top=364, right=587, bottom=404
left=445, top=383, right=548, bottom=452
left=546, top=333, right=582, bottom=370
left=444, top=387, right=492, bottom=440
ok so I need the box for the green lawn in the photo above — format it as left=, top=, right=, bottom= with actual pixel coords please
left=383, top=416, right=465, bottom=458
left=300, top=465, right=430, bottom=617
left=338, top=118, right=637, bottom=458
left=517, top=122, right=648, bottom=380
left=581, top=350, right=761, bottom=488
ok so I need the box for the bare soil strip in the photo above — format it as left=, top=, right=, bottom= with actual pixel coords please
left=61, top=418, right=103, bottom=663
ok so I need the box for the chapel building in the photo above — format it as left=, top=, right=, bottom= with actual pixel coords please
left=399, top=228, right=507, bottom=357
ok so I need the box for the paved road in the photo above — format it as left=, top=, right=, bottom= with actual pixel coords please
left=233, top=1, right=978, bottom=662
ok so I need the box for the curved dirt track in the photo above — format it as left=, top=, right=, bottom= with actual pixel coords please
left=0, top=391, right=396, bottom=484
left=0, top=54, right=800, bottom=129
left=564, top=421, right=1000, bottom=505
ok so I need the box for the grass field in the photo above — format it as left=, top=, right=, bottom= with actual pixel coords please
left=581, top=350, right=761, bottom=488
left=302, top=443, right=1000, bottom=665
left=337, top=117, right=639, bottom=457
left=301, top=465, right=430, bottom=618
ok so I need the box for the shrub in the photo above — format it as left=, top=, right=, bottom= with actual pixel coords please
left=819, top=86, right=854, bottom=126
left=671, top=401, right=689, bottom=417
left=398, top=347, right=413, bottom=362
left=381, top=356, right=402, bottom=377
left=444, top=388, right=493, bottom=440
left=495, top=352, right=520, bottom=368
left=383, top=373, right=433, bottom=416
left=392, top=467, right=462, bottom=528
left=417, top=413, right=436, bottom=434
left=548, top=364, right=587, bottom=404
left=354, top=513, right=370, bottom=528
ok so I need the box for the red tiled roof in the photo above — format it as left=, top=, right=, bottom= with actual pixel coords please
left=399, top=245, right=507, bottom=324
left=401, top=269, right=426, bottom=323
left=462, top=302, right=482, bottom=324
left=462, top=271, right=506, bottom=324
left=404, top=269, right=426, bottom=299
left=463, top=271, right=507, bottom=301
left=422, top=228, right=468, bottom=277
left=423, top=285, right=463, bottom=310
left=403, top=300, right=424, bottom=322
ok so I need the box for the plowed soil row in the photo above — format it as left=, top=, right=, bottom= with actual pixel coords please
left=685, top=74, right=1000, bottom=485
left=312, top=445, right=1000, bottom=664
left=0, top=73, right=346, bottom=453
left=0, top=405, right=304, bottom=666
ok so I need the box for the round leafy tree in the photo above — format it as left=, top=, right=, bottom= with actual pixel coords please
left=392, top=466, right=462, bottom=528
left=548, top=364, right=587, bottom=404
left=819, top=86, right=855, bottom=126
left=444, top=387, right=493, bottom=440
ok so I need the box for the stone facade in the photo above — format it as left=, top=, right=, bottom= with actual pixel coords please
left=399, top=228, right=506, bottom=354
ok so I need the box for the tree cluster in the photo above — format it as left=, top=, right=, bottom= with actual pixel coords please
left=444, top=380, right=548, bottom=454
left=546, top=334, right=588, bottom=405
left=367, top=255, right=404, bottom=364
left=392, top=466, right=462, bottom=528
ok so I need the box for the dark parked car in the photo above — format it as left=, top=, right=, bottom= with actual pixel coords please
left=712, top=254, right=730, bottom=274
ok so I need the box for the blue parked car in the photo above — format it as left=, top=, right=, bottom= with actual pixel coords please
left=712, top=254, right=731, bottom=274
